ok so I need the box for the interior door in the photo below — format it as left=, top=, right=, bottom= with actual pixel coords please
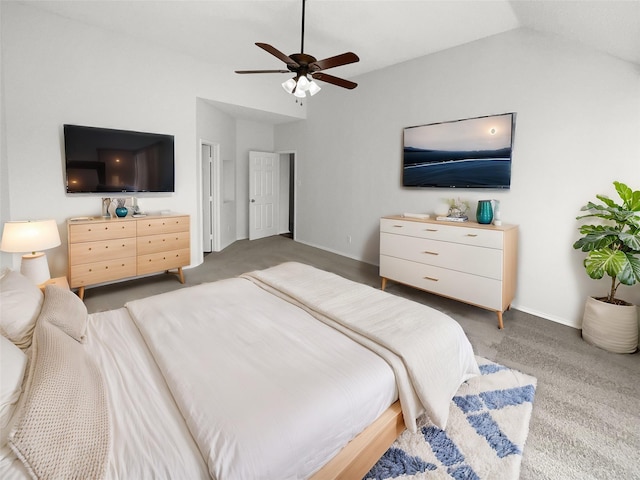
left=249, top=151, right=279, bottom=240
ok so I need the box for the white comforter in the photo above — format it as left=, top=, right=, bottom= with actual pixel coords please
left=127, top=276, right=398, bottom=480
left=127, top=262, right=479, bottom=480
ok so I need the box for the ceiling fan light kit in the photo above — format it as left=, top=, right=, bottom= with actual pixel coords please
left=235, top=0, right=359, bottom=98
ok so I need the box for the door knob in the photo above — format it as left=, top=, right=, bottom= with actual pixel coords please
left=251, top=199, right=255, bottom=203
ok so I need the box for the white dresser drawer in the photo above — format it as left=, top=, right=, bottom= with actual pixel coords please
left=380, top=255, right=503, bottom=311
left=380, top=232, right=503, bottom=280
left=380, top=218, right=503, bottom=249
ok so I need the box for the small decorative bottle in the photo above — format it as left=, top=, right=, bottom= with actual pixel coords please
left=493, top=200, right=502, bottom=226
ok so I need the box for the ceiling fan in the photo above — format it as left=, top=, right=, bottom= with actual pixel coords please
left=235, top=0, right=359, bottom=98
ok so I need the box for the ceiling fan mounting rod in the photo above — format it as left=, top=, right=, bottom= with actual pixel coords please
left=300, top=0, right=306, bottom=54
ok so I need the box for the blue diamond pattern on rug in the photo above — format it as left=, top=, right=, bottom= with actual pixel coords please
left=364, top=357, right=537, bottom=480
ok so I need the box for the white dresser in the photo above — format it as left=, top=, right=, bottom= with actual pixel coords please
left=379, top=215, right=518, bottom=329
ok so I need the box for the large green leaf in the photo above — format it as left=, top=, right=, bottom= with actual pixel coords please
left=626, top=254, right=640, bottom=285
left=614, top=181, right=640, bottom=211
left=573, top=225, right=620, bottom=251
left=584, top=248, right=627, bottom=280
left=620, top=230, right=640, bottom=251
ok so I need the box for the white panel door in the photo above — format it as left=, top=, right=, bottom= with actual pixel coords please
left=249, top=151, right=279, bottom=240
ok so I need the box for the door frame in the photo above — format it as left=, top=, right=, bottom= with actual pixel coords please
left=277, top=150, right=297, bottom=240
left=200, top=139, right=221, bottom=252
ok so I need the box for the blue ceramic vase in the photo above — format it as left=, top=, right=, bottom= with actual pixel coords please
left=115, top=206, right=128, bottom=218
left=476, top=200, right=493, bottom=224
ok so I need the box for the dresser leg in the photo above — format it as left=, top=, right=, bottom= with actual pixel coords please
left=78, top=286, right=85, bottom=300
left=497, top=311, right=504, bottom=329
left=177, top=267, right=185, bottom=284
left=381, top=277, right=387, bottom=291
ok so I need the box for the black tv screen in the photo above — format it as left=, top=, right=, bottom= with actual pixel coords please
left=402, top=113, right=515, bottom=189
left=64, top=124, right=175, bottom=193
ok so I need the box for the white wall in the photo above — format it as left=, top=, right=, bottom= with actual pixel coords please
left=0, top=2, right=303, bottom=274
left=275, top=28, right=640, bottom=328
left=196, top=99, right=237, bottom=251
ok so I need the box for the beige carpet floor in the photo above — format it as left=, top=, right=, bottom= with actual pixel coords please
left=83, top=235, right=640, bottom=480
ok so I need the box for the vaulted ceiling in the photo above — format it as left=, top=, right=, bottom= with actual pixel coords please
left=18, top=0, right=640, bottom=85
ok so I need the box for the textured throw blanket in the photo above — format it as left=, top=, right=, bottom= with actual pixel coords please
left=242, top=262, right=479, bottom=431
left=8, top=286, right=110, bottom=480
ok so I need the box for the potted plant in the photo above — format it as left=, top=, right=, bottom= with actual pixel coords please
left=573, top=181, right=640, bottom=353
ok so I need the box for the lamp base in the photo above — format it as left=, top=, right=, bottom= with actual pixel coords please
left=20, top=252, right=51, bottom=285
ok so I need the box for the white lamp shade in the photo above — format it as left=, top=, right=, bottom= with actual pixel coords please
left=308, top=80, right=321, bottom=96
left=281, top=78, right=297, bottom=94
left=0, top=220, right=61, bottom=254
left=293, top=88, right=306, bottom=98
left=296, top=75, right=310, bottom=91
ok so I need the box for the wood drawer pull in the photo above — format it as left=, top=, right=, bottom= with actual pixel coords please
left=422, top=251, right=439, bottom=256
left=466, top=234, right=478, bottom=237
left=88, top=247, right=92, bottom=251
left=392, top=225, right=404, bottom=228
left=423, top=276, right=439, bottom=282
left=425, top=228, right=438, bottom=232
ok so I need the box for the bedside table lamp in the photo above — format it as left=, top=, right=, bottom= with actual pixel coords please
left=0, top=220, right=61, bottom=285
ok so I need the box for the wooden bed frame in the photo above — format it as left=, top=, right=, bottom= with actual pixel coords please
left=310, top=401, right=405, bottom=479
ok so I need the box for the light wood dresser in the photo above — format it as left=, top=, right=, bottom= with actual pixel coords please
left=67, top=214, right=190, bottom=299
left=379, top=215, right=518, bottom=329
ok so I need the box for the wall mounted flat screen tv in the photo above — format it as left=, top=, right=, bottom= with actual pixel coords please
left=64, top=124, right=175, bottom=193
left=403, top=112, right=515, bottom=189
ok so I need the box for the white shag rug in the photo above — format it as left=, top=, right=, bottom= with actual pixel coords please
left=365, top=357, right=537, bottom=480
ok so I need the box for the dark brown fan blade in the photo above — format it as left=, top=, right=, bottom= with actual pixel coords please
left=256, top=43, right=299, bottom=68
left=235, top=69, right=290, bottom=74
left=309, top=52, right=359, bottom=72
left=312, top=72, right=357, bottom=90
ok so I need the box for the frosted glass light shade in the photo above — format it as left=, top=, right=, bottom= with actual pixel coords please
left=296, top=75, right=310, bottom=91
left=308, top=80, right=321, bottom=96
left=282, top=78, right=296, bottom=94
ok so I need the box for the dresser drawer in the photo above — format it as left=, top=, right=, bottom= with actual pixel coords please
left=137, top=231, right=190, bottom=255
left=137, top=216, right=189, bottom=236
left=69, top=238, right=136, bottom=265
left=380, top=255, right=503, bottom=311
left=69, top=220, right=136, bottom=243
left=69, top=258, right=136, bottom=288
left=137, top=248, right=190, bottom=275
left=380, top=218, right=503, bottom=249
left=380, top=232, right=503, bottom=279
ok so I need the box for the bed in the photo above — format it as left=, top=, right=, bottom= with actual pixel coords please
left=0, top=262, right=479, bottom=479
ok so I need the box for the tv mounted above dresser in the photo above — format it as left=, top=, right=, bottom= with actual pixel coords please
left=402, top=112, right=516, bottom=189
left=64, top=124, right=175, bottom=194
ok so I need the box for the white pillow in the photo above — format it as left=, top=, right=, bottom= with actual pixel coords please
left=41, top=285, right=87, bottom=343
left=0, top=270, right=44, bottom=349
left=0, top=334, right=28, bottom=430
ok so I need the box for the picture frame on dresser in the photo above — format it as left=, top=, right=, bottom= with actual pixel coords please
left=379, top=215, right=518, bottom=329
left=67, top=214, right=190, bottom=299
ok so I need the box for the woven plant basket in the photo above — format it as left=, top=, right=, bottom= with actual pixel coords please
left=582, top=297, right=638, bottom=354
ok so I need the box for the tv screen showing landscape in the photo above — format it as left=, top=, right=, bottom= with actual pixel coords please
left=402, top=113, right=515, bottom=189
